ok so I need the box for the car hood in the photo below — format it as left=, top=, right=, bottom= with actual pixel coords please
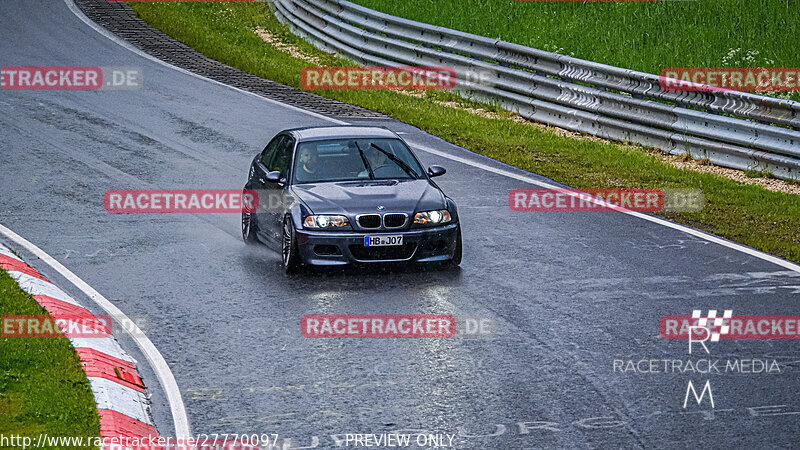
left=291, top=179, right=445, bottom=216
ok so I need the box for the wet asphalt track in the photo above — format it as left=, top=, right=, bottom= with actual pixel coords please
left=2, top=0, right=800, bottom=448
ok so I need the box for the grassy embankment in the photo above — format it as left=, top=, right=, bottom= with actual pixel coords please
left=356, top=0, right=800, bottom=102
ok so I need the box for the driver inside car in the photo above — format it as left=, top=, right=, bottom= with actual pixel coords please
left=358, top=146, right=401, bottom=178
left=295, top=146, right=320, bottom=182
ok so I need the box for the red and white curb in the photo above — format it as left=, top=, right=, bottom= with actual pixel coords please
left=0, top=243, right=160, bottom=444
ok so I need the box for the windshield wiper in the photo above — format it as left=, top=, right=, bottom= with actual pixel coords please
left=354, top=141, right=374, bottom=180
left=370, top=143, right=418, bottom=178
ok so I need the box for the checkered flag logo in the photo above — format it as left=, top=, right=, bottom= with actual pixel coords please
left=692, top=309, right=733, bottom=342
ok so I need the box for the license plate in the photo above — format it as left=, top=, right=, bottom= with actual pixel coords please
left=364, top=235, right=403, bottom=247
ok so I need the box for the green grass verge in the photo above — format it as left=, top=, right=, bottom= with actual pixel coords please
left=0, top=268, right=99, bottom=445
left=353, top=0, right=800, bottom=102
left=128, top=2, right=800, bottom=263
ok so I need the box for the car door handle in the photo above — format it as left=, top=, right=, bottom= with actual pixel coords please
left=258, top=178, right=266, bottom=184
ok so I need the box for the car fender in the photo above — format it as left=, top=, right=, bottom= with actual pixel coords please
left=287, top=196, right=307, bottom=231
left=446, top=197, right=459, bottom=222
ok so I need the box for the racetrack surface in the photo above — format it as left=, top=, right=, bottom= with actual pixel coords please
left=1, top=0, right=800, bottom=447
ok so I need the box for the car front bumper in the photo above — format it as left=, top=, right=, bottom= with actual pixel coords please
left=295, top=222, right=459, bottom=265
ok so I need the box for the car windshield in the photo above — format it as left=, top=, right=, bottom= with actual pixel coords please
left=292, top=138, right=424, bottom=184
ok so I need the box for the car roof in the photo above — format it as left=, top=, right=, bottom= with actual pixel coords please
left=284, top=126, right=399, bottom=141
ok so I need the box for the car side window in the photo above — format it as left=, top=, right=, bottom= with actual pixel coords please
left=269, top=137, right=294, bottom=176
left=260, top=135, right=284, bottom=167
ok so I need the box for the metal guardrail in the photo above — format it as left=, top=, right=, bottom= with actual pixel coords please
left=274, top=0, right=800, bottom=181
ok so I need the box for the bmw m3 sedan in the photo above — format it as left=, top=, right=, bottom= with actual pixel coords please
left=242, top=126, right=462, bottom=273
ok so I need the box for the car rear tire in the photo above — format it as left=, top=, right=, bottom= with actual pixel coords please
left=242, top=210, right=259, bottom=244
left=282, top=217, right=302, bottom=274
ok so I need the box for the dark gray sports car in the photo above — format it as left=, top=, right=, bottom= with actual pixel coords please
left=242, top=126, right=461, bottom=273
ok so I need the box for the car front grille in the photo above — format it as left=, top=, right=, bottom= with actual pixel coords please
left=383, top=213, right=407, bottom=228
left=357, top=214, right=382, bottom=229
left=349, top=243, right=417, bottom=261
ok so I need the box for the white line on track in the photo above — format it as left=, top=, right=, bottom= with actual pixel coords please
left=0, top=224, right=191, bottom=439
left=404, top=140, right=800, bottom=274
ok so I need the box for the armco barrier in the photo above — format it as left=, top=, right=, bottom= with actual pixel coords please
left=274, top=0, right=800, bottom=181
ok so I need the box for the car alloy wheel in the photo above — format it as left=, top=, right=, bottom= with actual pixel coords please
left=282, top=217, right=301, bottom=273
left=242, top=210, right=259, bottom=244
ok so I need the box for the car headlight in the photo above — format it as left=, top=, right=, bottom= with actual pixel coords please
left=413, top=209, right=452, bottom=225
left=304, top=215, right=349, bottom=229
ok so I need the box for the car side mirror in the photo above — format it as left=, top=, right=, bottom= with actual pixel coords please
left=266, top=170, right=282, bottom=182
left=427, top=166, right=446, bottom=177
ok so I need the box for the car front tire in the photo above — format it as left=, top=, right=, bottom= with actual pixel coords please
left=447, top=225, right=462, bottom=267
left=282, top=217, right=302, bottom=274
